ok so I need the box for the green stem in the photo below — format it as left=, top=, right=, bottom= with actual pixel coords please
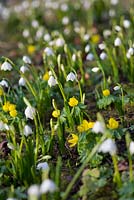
left=62, top=133, right=107, bottom=200
left=112, top=155, right=122, bottom=188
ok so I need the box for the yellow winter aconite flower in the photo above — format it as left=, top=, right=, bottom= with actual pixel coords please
left=91, top=34, right=100, bottom=44
left=8, top=104, right=16, bottom=111
left=0, top=88, right=3, bottom=96
left=68, top=97, right=78, bottom=107
left=3, top=101, right=11, bottom=112
left=43, top=71, right=49, bottom=81
left=52, top=110, right=60, bottom=118
left=103, top=89, right=110, bottom=97
left=107, top=118, right=119, bottom=129
left=77, top=120, right=95, bottom=132
left=27, top=45, right=36, bottom=54
left=68, top=134, right=78, bottom=147
left=9, top=109, right=17, bottom=117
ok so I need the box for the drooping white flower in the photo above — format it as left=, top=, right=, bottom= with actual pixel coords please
left=0, top=80, right=8, bottom=87
left=92, top=67, right=99, bottom=73
left=40, top=179, right=57, bottom=194
left=7, top=143, right=15, bottom=150
left=115, top=25, right=122, bottom=32
left=23, top=56, right=32, bottom=64
left=129, top=141, right=134, bottom=155
left=66, top=72, right=77, bottom=82
left=1, top=61, right=12, bottom=71
left=72, top=54, right=76, bottom=62
left=6, top=198, right=17, bottom=200
left=92, top=121, right=105, bottom=133
left=86, top=53, right=94, bottom=61
left=22, top=29, right=30, bottom=38
left=103, top=29, right=111, bottom=38
left=98, top=43, right=106, bottom=50
left=44, top=47, right=54, bottom=56
left=113, top=85, right=120, bottom=91
left=85, top=44, right=90, bottom=53
left=0, top=121, right=9, bottom=131
left=28, top=184, right=40, bottom=197
left=48, top=76, right=57, bottom=87
left=24, top=125, right=33, bottom=137
left=62, top=16, right=69, bottom=25
left=37, top=162, right=49, bottom=171
left=60, top=3, right=68, bottom=11
left=43, top=33, right=51, bottom=42
left=114, top=37, right=121, bottom=47
left=100, top=52, right=107, bottom=60
left=31, top=20, right=39, bottom=28
left=99, top=138, right=117, bottom=155
left=20, top=65, right=29, bottom=73
left=55, top=38, right=65, bottom=47
left=83, top=34, right=90, bottom=41
left=25, top=106, right=36, bottom=120
left=110, top=0, right=118, bottom=5
left=19, top=77, right=26, bottom=86
left=123, top=19, right=130, bottom=29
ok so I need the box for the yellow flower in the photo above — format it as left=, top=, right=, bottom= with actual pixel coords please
left=91, top=34, right=100, bottom=44
left=107, top=118, right=119, bottom=129
left=68, top=134, right=78, bottom=147
left=0, top=88, right=3, bottom=96
left=3, top=101, right=11, bottom=112
left=77, top=120, right=95, bottom=132
left=52, top=110, right=60, bottom=118
left=8, top=104, right=16, bottom=111
left=9, top=109, right=17, bottom=117
left=68, top=97, right=78, bottom=107
left=103, top=89, right=110, bottom=97
left=43, top=71, right=49, bottom=81
left=27, top=45, right=36, bottom=54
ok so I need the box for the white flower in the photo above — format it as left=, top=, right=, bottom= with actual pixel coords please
left=40, top=179, right=57, bottom=194
left=126, top=48, right=134, bottom=59
left=0, top=80, right=8, bottom=87
left=48, top=76, right=57, bottom=87
left=37, top=162, right=49, bottom=171
left=7, top=143, right=15, bottom=150
left=6, top=198, right=17, bottom=200
left=24, top=125, right=33, bottom=137
left=86, top=53, right=94, bottom=61
left=99, top=138, right=117, bottom=155
left=23, top=56, right=32, bottom=64
left=25, top=106, right=36, bottom=120
left=123, top=20, right=130, bottom=29
left=129, top=141, right=134, bottom=155
left=100, top=52, right=107, bottom=60
left=60, top=3, right=68, bottom=11
left=55, top=38, right=65, bottom=47
left=22, top=29, right=30, bottom=38
left=92, top=121, right=105, bottom=133
left=72, top=54, right=76, bottom=62
left=43, top=33, right=51, bottom=42
left=103, top=29, right=111, bottom=38
left=31, top=20, right=39, bottom=28
left=113, top=85, right=120, bottom=91
left=19, top=77, right=26, bottom=86
left=28, top=184, right=40, bottom=197
left=114, top=37, right=121, bottom=47
left=20, top=65, right=29, bottom=73
left=0, top=121, right=9, bottom=131
left=98, top=43, right=106, bottom=50
left=109, top=9, right=115, bottom=17
left=92, top=67, right=99, bottom=73
left=83, top=34, right=90, bottom=41
left=85, top=44, right=90, bottom=53
left=1, top=61, right=12, bottom=71
left=115, top=25, right=121, bottom=32
left=110, top=0, right=118, bottom=5
left=66, top=72, right=77, bottom=82
left=44, top=47, right=54, bottom=56
left=62, top=16, right=69, bottom=25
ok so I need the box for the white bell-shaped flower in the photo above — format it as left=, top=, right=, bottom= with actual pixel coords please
left=66, top=72, right=77, bottom=82
left=114, top=37, right=121, bottom=47
left=99, top=138, right=117, bottom=155
left=44, top=47, right=54, bottom=56
left=0, top=80, right=8, bottom=87
left=20, top=65, right=29, bottom=73
left=28, top=184, right=40, bottom=197
left=23, top=55, right=32, bottom=64
left=25, top=106, right=36, bottom=120
left=37, top=162, right=50, bottom=171
left=48, top=76, right=57, bottom=87
left=40, top=179, right=57, bottom=194
left=24, top=125, right=33, bottom=137
left=1, top=61, right=12, bottom=71
left=19, top=77, right=26, bottom=86
left=129, top=141, right=134, bottom=155
left=92, top=121, right=105, bottom=133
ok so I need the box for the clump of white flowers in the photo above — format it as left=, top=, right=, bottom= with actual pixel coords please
left=66, top=72, right=77, bottom=82
left=99, top=138, right=117, bottom=155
